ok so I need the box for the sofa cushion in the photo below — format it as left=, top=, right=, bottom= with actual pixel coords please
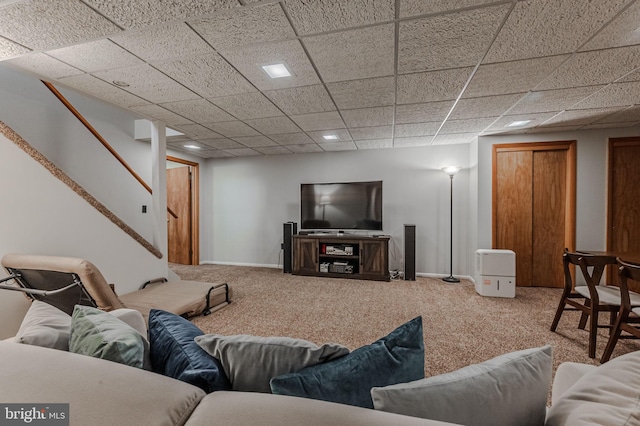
left=0, top=341, right=205, bottom=426
left=14, top=300, right=71, bottom=350
left=149, top=309, right=231, bottom=393
left=370, top=345, right=552, bottom=426
left=195, top=334, right=349, bottom=393
left=545, top=349, right=640, bottom=425
left=269, top=316, right=424, bottom=408
left=70, top=305, right=150, bottom=369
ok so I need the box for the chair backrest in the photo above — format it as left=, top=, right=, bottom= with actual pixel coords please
left=563, top=249, right=585, bottom=291
left=1, top=254, right=125, bottom=315
left=617, top=259, right=640, bottom=310
left=578, top=254, right=618, bottom=288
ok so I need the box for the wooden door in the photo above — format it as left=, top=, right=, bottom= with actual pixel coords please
left=360, top=240, right=388, bottom=277
left=167, top=166, right=192, bottom=264
left=608, top=138, right=640, bottom=286
left=293, top=237, right=318, bottom=273
left=493, top=142, right=576, bottom=287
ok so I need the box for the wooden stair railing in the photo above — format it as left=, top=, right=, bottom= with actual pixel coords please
left=41, top=80, right=178, bottom=219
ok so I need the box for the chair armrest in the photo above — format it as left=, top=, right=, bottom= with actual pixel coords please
left=551, top=362, right=597, bottom=405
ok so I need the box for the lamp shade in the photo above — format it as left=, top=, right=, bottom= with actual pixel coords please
left=442, top=166, right=461, bottom=176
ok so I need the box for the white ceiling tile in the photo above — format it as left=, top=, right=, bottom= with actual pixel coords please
left=243, top=116, right=301, bottom=135
left=318, top=141, right=357, bottom=151
left=543, top=107, right=626, bottom=127
left=8, top=53, right=83, bottom=78
left=0, top=0, right=121, bottom=50
left=154, top=53, right=256, bottom=99
left=0, top=37, right=30, bottom=60
left=47, top=39, right=143, bottom=73
left=349, top=126, right=393, bottom=140
left=397, top=68, right=472, bottom=104
left=327, top=77, right=395, bottom=109
left=394, top=122, right=440, bottom=137
left=110, top=23, right=214, bottom=62
left=306, top=129, right=353, bottom=144
left=174, top=123, right=225, bottom=139
left=161, top=99, right=235, bottom=123
left=290, top=111, right=346, bottom=131
left=286, top=144, right=324, bottom=153
left=284, top=0, right=394, bottom=35
left=484, top=112, right=559, bottom=133
left=507, top=86, right=605, bottom=115
left=398, top=4, right=510, bottom=73
left=580, top=1, right=640, bottom=50
left=221, top=40, right=320, bottom=90
left=254, top=146, right=293, bottom=155
left=210, top=92, right=282, bottom=120
left=304, top=24, right=395, bottom=83
left=449, top=93, right=525, bottom=119
left=84, top=0, right=239, bottom=29
left=269, top=133, right=315, bottom=145
left=130, top=104, right=194, bottom=125
left=232, top=135, right=277, bottom=147
left=400, top=0, right=499, bottom=18
left=395, top=101, right=454, bottom=124
left=432, top=133, right=477, bottom=144
left=341, top=106, right=394, bottom=127
left=204, top=121, right=260, bottom=138
left=393, top=136, right=433, bottom=147
left=485, top=0, right=630, bottom=63
left=198, top=138, right=245, bottom=149
left=93, top=64, right=199, bottom=103
left=439, top=117, right=497, bottom=134
left=355, top=139, right=393, bottom=149
left=583, top=121, right=640, bottom=130
left=465, top=55, right=569, bottom=97
left=265, top=85, right=335, bottom=115
left=190, top=3, right=295, bottom=50
left=526, top=125, right=583, bottom=134
left=537, top=46, right=640, bottom=91
left=619, top=68, right=640, bottom=83
left=202, top=150, right=235, bottom=159
left=224, top=148, right=261, bottom=157
left=574, top=81, right=640, bottom=109
left=592, top=105, right=640, bottom=124
left=58, top=73, right=150, bottom=107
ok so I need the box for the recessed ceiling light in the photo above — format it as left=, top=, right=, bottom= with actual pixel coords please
left=112, top=80, right=130, bottom=87
left=261, top=63, right=291, bottom=79
left=506, top=120, right=532, bottom=128
left=184, top=144, right=201, bottom=150
left=322, top=134, right=338, bottom=140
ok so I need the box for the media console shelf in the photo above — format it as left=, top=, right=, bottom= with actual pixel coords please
left=292, top=234, right=390, bottom=282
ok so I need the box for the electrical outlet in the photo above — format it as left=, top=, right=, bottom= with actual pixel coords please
left=142, top=205, right=147, bottom=213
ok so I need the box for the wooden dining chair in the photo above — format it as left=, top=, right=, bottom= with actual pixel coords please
left=600, top=259, right=640, bottom=363
left=550, top=250, right=621, bottom=358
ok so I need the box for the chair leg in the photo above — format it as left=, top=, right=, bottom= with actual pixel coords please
left=578, top=299, right=590, bottom=330
left=550, top=297, right=567, bottom=332
left=601, top=312, right=626, bottom=363
left=589, top=308, right=599, bottom=359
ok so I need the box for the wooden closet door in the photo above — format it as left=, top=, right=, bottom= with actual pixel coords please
left=493, top=142, right=575, bottom=288
left=167, top=166, right=192, bottom=265
left=608, top=138, right=640, bottom=286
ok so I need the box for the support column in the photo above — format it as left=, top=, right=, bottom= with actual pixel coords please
left=150, top=120, right=168, bottom=268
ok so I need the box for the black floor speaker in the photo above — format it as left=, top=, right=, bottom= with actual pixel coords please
left=283, top=222, right=297, bottom=273
left=404, top=224, right=416, bottom=280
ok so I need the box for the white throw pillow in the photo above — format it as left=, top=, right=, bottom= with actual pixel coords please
left=14, top=301, right=71, bottom=350
left=545, top=349, right=640, bottom=425
left=195, top=334, right=349, bottom=393
left=371, top=345, right=552, bottom=426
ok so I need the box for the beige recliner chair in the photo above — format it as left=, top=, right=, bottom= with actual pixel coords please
left=0, top=254, right=230, bottom=321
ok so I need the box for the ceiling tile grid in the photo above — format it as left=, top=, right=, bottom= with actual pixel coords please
left=1, top=0, right=639, bottom=158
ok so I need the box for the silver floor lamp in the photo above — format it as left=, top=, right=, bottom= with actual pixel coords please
left=442, top=166, right=460, bottom=283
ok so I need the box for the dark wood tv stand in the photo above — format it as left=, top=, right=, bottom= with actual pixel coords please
left=292, top=234, right=390, bottom=282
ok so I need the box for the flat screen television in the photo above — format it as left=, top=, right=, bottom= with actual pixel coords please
left=300, top=181, right=383, bottom=231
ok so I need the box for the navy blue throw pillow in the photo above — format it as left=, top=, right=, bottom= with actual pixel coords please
left=270, top=316, right=424, bottom=408
left=148, top=309, right=230, bottom=393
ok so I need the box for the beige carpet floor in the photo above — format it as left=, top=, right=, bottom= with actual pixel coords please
left=171, top=263, right=640, bottom=379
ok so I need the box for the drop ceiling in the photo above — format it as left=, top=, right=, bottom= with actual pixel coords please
left=1, top=0, right=640, bottom=159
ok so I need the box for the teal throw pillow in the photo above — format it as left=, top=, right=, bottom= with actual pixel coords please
left=269, top=316, right=424, bottom=408
left=69, top=305, right=150, bottom=369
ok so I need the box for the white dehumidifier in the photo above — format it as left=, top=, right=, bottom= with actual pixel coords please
left=474, top=249, right=516, bottom=298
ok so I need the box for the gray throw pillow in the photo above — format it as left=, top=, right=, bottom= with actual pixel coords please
left=15, top=300, right=71, bottom=350
left=370, top=345, right=552, bottom=426
left=195, top=334, right=349, bottom=393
